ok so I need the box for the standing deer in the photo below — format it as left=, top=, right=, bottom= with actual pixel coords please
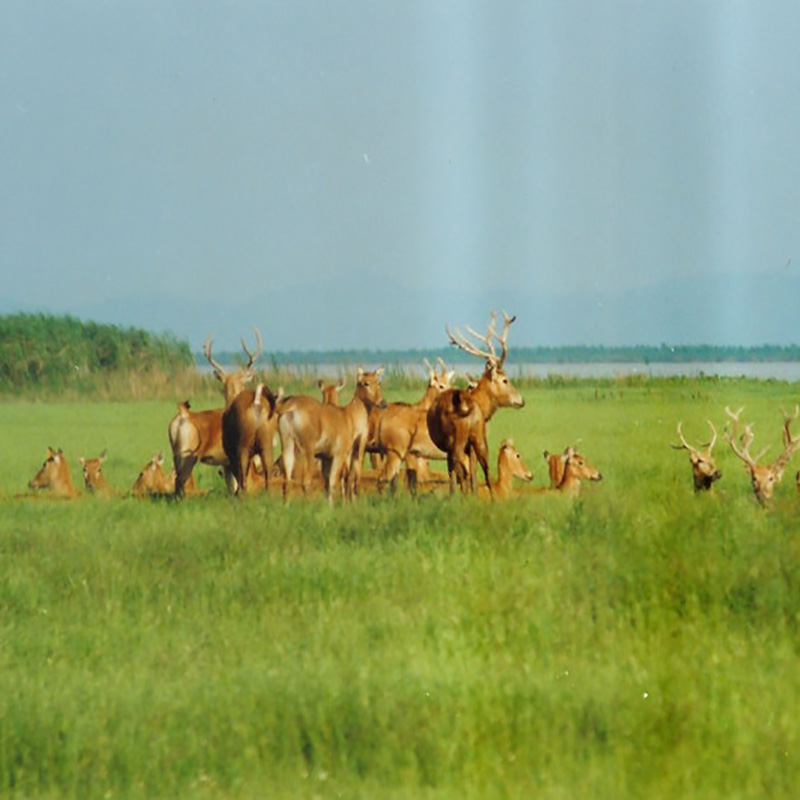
left=28, top=447, right=79, bottom=498
left=79, top=449, right=115, bottom=496
left=222, top=383, right=280, bottom=496
left=376, top=358, right=453, bottom=495
left=427, top=311, right=525, bottom=498
left=671, top=421, right=722, bottom=492
left=278, top=367, right=386, bottom=503
left=723, top=406, right=800, bottom=504
left=542, top=446, right=603, bottom=496
left=168, top=329, right=262, bottom=497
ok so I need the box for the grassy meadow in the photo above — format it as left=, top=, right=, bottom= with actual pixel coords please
left=1, top=374, right=800, bottom=798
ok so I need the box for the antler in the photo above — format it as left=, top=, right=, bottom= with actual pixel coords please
left=673, top=420, right=717, bottom=453
left=203, top=335, right=226, bottom=376
left=723, top=406, right=759, bottom=467
left=240, top=327, right=262, bottom=369
left=445, top=310, right=516, bottom=368
left=781, top=405, right=800, bottom=451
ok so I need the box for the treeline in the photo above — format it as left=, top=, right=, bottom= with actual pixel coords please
left=203, top=343, right=800, bottom=367
left=0, top=313, right=193, bottom=391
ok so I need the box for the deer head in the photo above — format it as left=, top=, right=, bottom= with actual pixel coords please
left=672, top=421, right=722, bottom=491
left=723, top=406, right=799, bottom=504
left=204, top=327, right=262, bottom=406
left=79, top=449, right=112, bottom=494
left=445, top=310, right=524, bottom=411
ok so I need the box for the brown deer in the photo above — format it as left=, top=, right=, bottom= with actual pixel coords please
left=319, top=378, right=346, bottom=405
left=542, top=446, right=603, bottom=496
left=376, top=358, right=453, bottom=494
left=132, top=452, right=171, bottom=496
left=222, top=383, right=280, bottom=495
left=427, top=311, right=525, bottom=498
left=723, top=405, right=800, bottom=504
left=491, top=438, right=533, bottom=499
left=278, top=367, right=386, bottom=503
left=79, top=449, right=115, bottom=496
left=28, top=447, right=79, bottom=497
left=168, top=329, right=262, bottom=497
left=671, top=421, right=722, bottom=492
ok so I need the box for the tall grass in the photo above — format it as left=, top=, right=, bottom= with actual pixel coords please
left=1, top=378, right=799, bottom=798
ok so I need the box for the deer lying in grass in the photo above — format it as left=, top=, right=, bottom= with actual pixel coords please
left=168, top=329, right=261, bottom=497
left=79, top=450, right=115, bottom=496
left=723, top=405, right=800, bottom=504
left=671, top=421, right=722, bottom=492
left=28, top=447, right=79, bottom=498
left=279, top=367, right=386, bottom=502
left=427, top=311, right=525, bottom=498
left=542, top=446, right=603, bottom=496
left=375, top=358, right=453, bottom=495
left=488, top=438, right=533, bottom=499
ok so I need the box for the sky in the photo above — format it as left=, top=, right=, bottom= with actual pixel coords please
left=2, top=1, right=800, bottom=352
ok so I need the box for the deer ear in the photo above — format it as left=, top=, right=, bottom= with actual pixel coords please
left=375, top=366, right=385, bottom=378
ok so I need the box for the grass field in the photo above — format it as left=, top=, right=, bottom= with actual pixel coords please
left=1, top=376, right=800, bottom=798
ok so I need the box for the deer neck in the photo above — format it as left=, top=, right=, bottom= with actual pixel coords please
left=415, top=383, right=438, bottom=411
left=472, top=378, right=498, bottom=421
left=493, top=454, right=513, bottom=499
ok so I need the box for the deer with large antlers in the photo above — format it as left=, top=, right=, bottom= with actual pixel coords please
left=279, top=367, right=386, bottom=503
left=375, top=358, right=453, bottom=494
left=427, top=311, right=525, bottom=498
left=723, top=405, right=800, bottom=504
left=168, top=329, right=262, bottom=497
left=671, top=421, right=722, bottom=492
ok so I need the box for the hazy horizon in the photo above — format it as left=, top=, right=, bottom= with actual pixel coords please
left=3, top=2, right=800, bottom=352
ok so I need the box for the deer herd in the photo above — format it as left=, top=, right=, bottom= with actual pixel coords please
left=23, top=310, right=800, bottom=506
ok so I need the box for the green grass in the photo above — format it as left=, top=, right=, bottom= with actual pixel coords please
left=1, top=377, right=800, bottom=798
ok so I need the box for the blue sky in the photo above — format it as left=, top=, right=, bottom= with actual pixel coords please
left=2, top=2, right=799, bottom=351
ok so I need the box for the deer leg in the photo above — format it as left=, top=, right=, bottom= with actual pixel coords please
left=405, top=453, right=421, bottom=497
left=379, top=450, right=403, bottom=495
left=174, top=455, right=197, bottom=499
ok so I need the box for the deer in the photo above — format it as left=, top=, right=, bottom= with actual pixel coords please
left=542, top=446, right=603, bottom=496
left=319, top=378, right=346, bottom=405
left=375, top=358, right=453, bottom=495
left=427, top=311, right=525, bottom=498
left=671, top=421, right=722, bottom=492
left=723, top=405, right=800, bottom=504
left=490, top=438, right=534, bottom=499
left=168, top=329, right=262, bottom=497
left=278, top=367, right=386, bottom=503
left=79, top=449, right=115, bottom=496
left=132, top=451, right=173, bottom=497
left=222, top=383, right=281, bottom=496
left=28, top=447, right=79, bottom=498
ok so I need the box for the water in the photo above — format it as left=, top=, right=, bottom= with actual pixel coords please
left=198, top=361, right=800, bottom=381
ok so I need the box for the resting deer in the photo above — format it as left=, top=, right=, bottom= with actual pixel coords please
left=375, top=358, right=453, bottom=495
left=79, top=449, right=115, bottom=496
left=278, top=367, right=386, bottom=503
left=723, top=405, right=800, bottom=504
left=671, top=421, right=722, bottom=492
left=222, top=383, right=281, bottom=495
left=543, top=446, right=603, bottom=496
left=168, top=329, right=261, bottom=497
left=427, top=311, right=525, bottom=498
left=490, top=438, right=533, bottom=499
left=132, top=451, right=172, bottom=496
left=28, top=447, right=79, bottom=498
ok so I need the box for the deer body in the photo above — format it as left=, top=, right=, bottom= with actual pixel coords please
left=222, top=385, right=279, bottom=495
left=279, top=368, right=385, bottom=502
left=168, top=330, right=261, bottom=497
left=427, top=312, right=525, bottom=498
left=28, top=447, right=79, bottom=497
left=376, top=359, right=452, bottom=494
